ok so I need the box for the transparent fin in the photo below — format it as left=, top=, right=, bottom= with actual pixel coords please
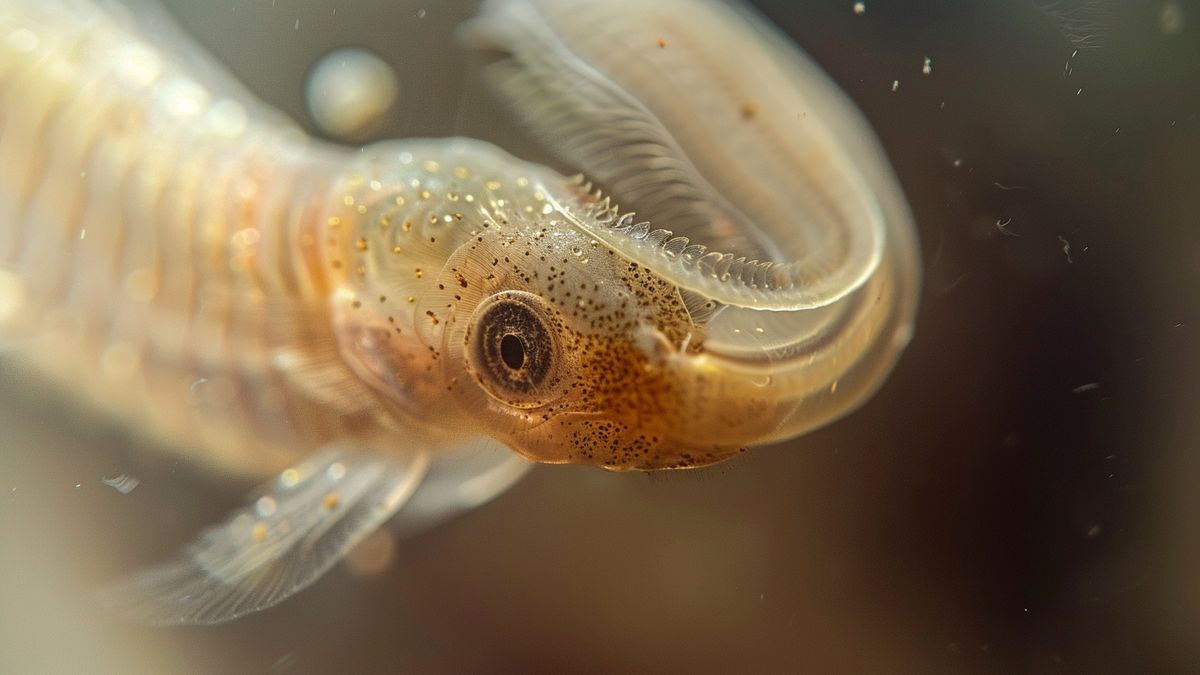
left=391, top=438, right=532, bottom=538
left=98, top=447, right=430, bottom=625
left=462, top=0, right=885, bottom=311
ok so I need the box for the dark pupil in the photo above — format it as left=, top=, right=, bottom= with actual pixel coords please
left=500, top=334, right=525, bottom=370
left=474, top=299, right=554, bottom=394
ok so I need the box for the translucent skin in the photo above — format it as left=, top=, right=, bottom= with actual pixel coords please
left=1, top=0, right=919, bottom=474
left=326, top=142, right=777, bottom=468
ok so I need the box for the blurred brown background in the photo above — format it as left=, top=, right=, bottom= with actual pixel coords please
left=3, top=0, right=1199, bottom=672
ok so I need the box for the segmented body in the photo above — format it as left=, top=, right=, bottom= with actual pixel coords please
left=0, top=3, right=375, bottom=473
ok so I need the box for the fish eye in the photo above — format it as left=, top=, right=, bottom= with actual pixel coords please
left=468, top=291, right=560, bottom=406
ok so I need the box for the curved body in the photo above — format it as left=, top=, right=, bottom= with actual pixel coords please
left=0, top=0, right=919, bottom=623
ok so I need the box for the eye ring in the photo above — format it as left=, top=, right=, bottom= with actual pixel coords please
left=467, top=291, right=562, bottom=408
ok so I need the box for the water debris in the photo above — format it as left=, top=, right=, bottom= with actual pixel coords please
left=102, top=473, right=140, bottom=494
left=1072, top=382, right=1100, bottom=394
left=656, top=36, right=667, bottom=48
left=995, top=218, right=1019, bottom=237
left=891, top=79, right=900, bottom=92
left=921, top=56, right=933, bottom=76
left=1087, top=524, right=1102, bottom=539
left=992, top=182, right=1028, bottom=191
left=853, top=2, right=866, bottom=15
left=1063, top=48, right=1077, bottom=78
left=1057, top=235, right=1073, bottom=263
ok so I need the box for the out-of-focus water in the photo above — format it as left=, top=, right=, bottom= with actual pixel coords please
left=2, top=0, right=1199, bottom=672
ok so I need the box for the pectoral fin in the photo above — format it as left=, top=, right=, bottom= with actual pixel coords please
left=99, top=447, right=430, bottom=625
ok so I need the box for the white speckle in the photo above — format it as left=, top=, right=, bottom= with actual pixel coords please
left=305, top=48, right=400, bottom=139
left=1087, top=524, right=1102, bottom=538
left=114, top=43, right=162, bottom=88
left=160, top=79, right=209, bottom=118
left=853, top=2, right=866, bottom=15
left=102, top=474, right=140, bottom=494
left=921, top=57, right=932, bottom=75
left=952, top=158, right=963, bottom=168
left=891, top=79, right=900, bottom=92
left=74, top=483, right=81, bottom=489
left=79, top=229, right=87, bottom=240
left=294, top=18, right=300, bottom=30
left=231, top=227, right=261, bottom=248
left=255, top=496, right=278, bottom=518
left=417, top=8, right=427, bottom=18
left=1072, top=382, right=1100, bottom=394
left=80, top=171, right=87, bottom=179
left=327, top=462, right=346, bottom=481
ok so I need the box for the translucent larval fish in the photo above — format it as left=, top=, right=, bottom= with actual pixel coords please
left=0, top=0, right=920, bottom=623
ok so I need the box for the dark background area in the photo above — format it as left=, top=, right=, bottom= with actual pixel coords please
left=2, top=0, right=1199, bottom=672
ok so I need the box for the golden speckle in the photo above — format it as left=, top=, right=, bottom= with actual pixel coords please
left=453, top=166, right=470, bottom=178
left=322, top=492, right=340, bottom=509
left=414, top=268, right=423, bottom=279
left=355, top=238, right=368, bottom=251
left=423, top=160, right=440, bottom=173
left=343, top=195, right=356, bottom=206
left=394, top=196, right=406, bottom=206
left=486, top=180, right=502, bottom=191
left=252, top=522, right=268, bottom=542
left=656, top=36, right=667, bottom=48
left=327, top=216, right=341, bottom=228
left=420, top=189, right=432, bottom=200
left=740, top=101, right=758, bottom=119
left=392, top=245, right=402, bottom=254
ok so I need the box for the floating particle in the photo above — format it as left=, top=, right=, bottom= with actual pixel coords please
left=921, top=56, right=932, bottom=75
left=853, top=2, right=866, bottom=15
left=102, top=473, right=140, bottom=494
left=1057, top=235, right=1073, bottom=263
left=891, top=79, right=900, bottom=92
left=1072, top=382, right=1100, bottom=394
left=740, top=101, right=758, bottom=119
left=305, top=48, right=400, bottom=140
left=656, top=36, right=667, bottom=48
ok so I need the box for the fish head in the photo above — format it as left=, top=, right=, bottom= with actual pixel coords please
left=407, top=181, right=786, bottom=471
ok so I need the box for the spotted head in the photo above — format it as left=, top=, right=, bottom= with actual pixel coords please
left=322, top=141, right=796, bottom=470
